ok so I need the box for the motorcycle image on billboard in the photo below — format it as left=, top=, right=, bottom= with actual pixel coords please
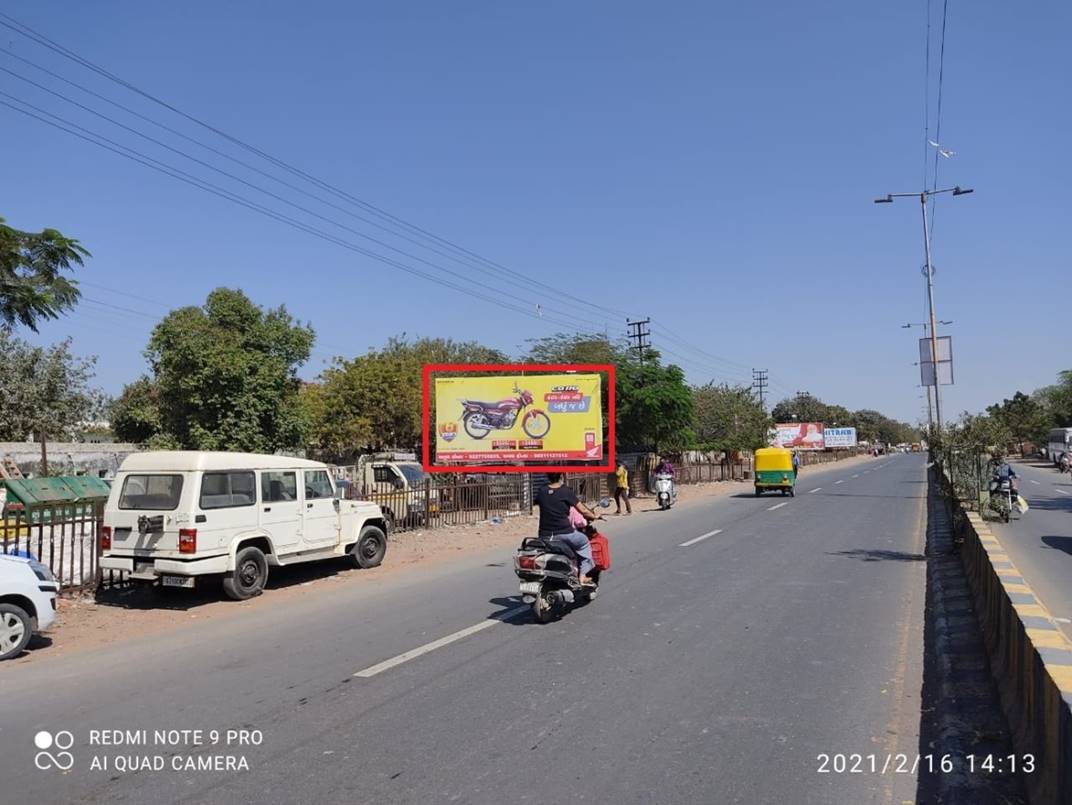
left=435, top=373, right=603, bottom=462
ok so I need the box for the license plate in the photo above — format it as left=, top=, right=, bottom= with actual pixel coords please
left=519, top=581, right=542, bottom=595
left=161, top=575, right=195, bottom=589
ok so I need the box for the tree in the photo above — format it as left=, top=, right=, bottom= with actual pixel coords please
left=0, top=331, right=99, bottom=473
left=692, top=383, right=770, bottom=452
left=1, top=217, right=88, bottom=332
left=986, top=391, right=1050, bottom=454
left=771, top=393, right=831, bottom=424
left=119, top=288, right=315, bottom=452
left=309, top=336, right=510, bottom=457
left=110, top=376, right=165, bottom=445
left=523, top=333, right=693, bottom=452
left=616, top=359, right=694, bottom=452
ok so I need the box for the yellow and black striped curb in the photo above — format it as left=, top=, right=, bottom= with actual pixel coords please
left=960, top=508, right=1072, bottom=804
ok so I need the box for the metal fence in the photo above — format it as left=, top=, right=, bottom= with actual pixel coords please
left=1, top=502, right=104, bottom=594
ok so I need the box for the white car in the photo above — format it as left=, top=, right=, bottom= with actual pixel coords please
left=0, top=553, right=59, bottom=660
left=100, top=451, right=389, bottom=600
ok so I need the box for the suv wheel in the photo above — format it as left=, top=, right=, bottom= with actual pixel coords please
left=0, top=603, right=33, bottom=660
left=222, top=546, right=269, bottom=600
left=350, top=525, right=387, bottom=569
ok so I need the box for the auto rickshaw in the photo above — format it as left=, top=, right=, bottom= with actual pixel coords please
left=754, top=447, right=796, bottom=496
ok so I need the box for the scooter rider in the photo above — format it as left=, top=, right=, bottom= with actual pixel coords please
left=534, top=473, right=597, bottom=586
left=991, top=454, right=1020, bottom=495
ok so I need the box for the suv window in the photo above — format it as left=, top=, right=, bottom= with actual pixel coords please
left=304, top=470, right=334, bottom=500
left=199, top=471, right=257, bottom=510
left=262, top=471, right=297, bottom=502
left=118, top=474, right=183, bottom=510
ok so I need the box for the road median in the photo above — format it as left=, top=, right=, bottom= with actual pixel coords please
left=946, top=475, right=1072, bottom=802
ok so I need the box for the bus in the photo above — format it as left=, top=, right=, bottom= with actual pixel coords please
left=1047, top=428, right=1072, bottom=466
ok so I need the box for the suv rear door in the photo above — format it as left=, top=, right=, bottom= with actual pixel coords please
left=108, top=472, right=186, bottom=554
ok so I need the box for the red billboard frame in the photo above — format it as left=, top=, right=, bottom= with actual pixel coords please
left=421, top=363, right=616, bottom=473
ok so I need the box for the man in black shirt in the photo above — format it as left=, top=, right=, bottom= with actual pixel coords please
left=534, top=473, right=598, bottom=585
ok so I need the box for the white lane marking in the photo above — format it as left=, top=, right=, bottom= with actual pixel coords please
left=354, top=606, right=529, bottom=678
left=680, top=529, right=722, bottom=547
left=1055, top=617, right=1072, bottom=624
left=851, top=474, right=859, bottom=478
left=809, top=487, right=822, bottom=494
left=834, top=480, right=844, bottom=485
left=767, top=502, right=789, bottom=511
left=1057, top=489, right=1070, bottom=496
left=1029, top=480, right=1041, bottom=485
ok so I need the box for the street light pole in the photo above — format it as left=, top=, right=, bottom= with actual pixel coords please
left=876, top=185, right=974, bottom=436
left=920, top=193, right=942, bottom=433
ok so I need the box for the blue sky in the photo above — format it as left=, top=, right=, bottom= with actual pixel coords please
left=3, top=0, right=1069, bottom=424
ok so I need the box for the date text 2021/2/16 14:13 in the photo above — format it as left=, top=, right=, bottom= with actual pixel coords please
left=816, top=754, right=1036, bottom=775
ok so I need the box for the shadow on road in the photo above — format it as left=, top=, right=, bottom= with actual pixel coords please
left=1041, top=536, right=1072, bottom=556
left=94, top=557, right=356, bottom=611
left=1023, top=495, right=1072, bottom=513
left=487, top=596, right=535, bottom=626
left=826, top=548, right=925, bottom=562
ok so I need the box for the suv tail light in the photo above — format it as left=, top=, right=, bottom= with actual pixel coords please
left=101, top=526, right=112, bottom=551
left=179, top=528, right=197, bottom=554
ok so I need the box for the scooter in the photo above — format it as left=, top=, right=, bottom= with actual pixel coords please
left=514, top=518, right=609, bottom=623
left=654, top=473, right=676, bottom=510
left=459, top=384, right=551, bottom=440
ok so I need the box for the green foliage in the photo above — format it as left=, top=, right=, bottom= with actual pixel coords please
left=770, top=393, right=917, bottom=446
left=986, top=391, right=1050, bottom=452
left=110, top=376, right=164, bottom=444
left=308, top=336, right=510, bottom=457
left=692, top=383, right=770, bottom=452
left=0, top=217, right=88, bottom=332
left=0, top=331, right=99, bottom=445
left=118, top=288, right=315, bottom=452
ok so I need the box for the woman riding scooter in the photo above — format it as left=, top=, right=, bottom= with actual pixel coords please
left=534, top=473, right=598, bottom=586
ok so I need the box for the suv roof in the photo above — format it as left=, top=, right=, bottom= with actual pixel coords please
left=118, top=451, right=327, bottom=473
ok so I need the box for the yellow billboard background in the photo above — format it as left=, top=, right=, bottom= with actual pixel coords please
left=434, top=373, right=603, bottom=462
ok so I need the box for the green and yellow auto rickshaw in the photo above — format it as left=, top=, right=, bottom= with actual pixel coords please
left=754, top=447, right=795, bottom=497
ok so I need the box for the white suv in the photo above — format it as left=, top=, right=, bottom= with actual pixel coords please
left=0, top=553, right=59, bottom=660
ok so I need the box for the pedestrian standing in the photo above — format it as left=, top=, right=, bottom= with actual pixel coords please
left=792, top=451, right=800, bottom=479
left=614, top=460, right=632, bottom=515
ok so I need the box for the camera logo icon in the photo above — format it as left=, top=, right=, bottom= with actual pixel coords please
left=34, top=730, right=74, bottom=771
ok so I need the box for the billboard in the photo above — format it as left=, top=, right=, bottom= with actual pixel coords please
left=431, top=370, right=605, bottom=465
left=774, top=422, right=825, bottom=450
left=919, top=336, right=954, bottom=386
left=823, top=427, right=858, bottom=449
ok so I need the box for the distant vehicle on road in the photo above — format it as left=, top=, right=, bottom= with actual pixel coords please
left=0, top=553, right=58, bottom=660
left=100, top=452, right=389, bottom=601
left=1047, top=428, right=1072, bottom=467
left=754, top=447, right=796, bottom=497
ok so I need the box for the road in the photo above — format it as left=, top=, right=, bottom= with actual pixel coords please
left=993, top=459, right=1072, bottom=638
left=1, top=455, right=928, bottom=805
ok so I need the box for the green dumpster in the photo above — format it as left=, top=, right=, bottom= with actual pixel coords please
left=3, top=476, right=108, bottom=524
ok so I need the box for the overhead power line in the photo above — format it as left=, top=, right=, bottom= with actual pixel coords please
left=0, top=94, right=608, bottom=339
left=0, top=12, right=635, bottom=324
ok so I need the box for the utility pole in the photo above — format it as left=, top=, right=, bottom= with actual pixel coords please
left=626, top=318, right=651, bottom=365
left=875, top=184, right=974, bottom=435
left=752, top=369, right=768, bottom=410
left=902, top=320, right=952, bottom=434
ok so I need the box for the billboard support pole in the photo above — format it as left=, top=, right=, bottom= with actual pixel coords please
left=920, top=192, right=943, bottom=435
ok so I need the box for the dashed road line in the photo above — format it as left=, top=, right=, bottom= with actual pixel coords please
left=808, top=487, right=822, bottom=494
left=1029, top=480, right=1041, bottom=485
left=1057, top=489, right=1070, bottom=496
left=834, top=480, right=844, bottom=485
left=767, top=502, right=789, bottom=511
left=680, top=529, right=722, bottom=547
left=354, top=606, right=529, bottom=677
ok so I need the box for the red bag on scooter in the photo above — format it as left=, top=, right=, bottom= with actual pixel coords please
left=588, top=530, right=611, bottom=571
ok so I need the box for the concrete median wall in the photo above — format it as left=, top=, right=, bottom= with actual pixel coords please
left=953, top=501, right=1072, bottom=802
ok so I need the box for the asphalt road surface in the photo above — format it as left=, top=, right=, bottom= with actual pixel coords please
left=1, top=454, right=929, bottom=805
left=994, top=459, right=1072, bottom=638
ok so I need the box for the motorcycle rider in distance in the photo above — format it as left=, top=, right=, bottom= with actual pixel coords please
left=534, top=473, right=597, bottom=586
left=655, top=456, right=674, bottom=477
left=991, top=453, right=1023, bottom=509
